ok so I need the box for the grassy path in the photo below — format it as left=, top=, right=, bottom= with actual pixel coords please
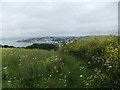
left=2, top=48, right=92, bottom=88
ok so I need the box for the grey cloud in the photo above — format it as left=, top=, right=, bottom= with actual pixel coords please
left=1, top=2, right=118, bottom=38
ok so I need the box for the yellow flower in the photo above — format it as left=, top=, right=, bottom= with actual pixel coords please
left=54, top=66, right=56, bottom=69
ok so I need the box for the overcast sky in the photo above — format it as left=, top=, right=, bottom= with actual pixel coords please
left=0, top=2, right=118, bottom=38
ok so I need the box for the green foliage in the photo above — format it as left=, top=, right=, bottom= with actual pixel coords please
left=59, top=36, right=120, bottom=88
left=25, top=43, right=58, bottom=50
left=2, top=36, right=119, bottom=88
left=2, top=45, right=15, bottom=48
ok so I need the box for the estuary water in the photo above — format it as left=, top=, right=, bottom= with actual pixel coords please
left=0, top=38, right=33, bottom=47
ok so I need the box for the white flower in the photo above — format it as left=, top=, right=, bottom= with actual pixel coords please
left=64, top=84, right=67, bottom=86
left=98, top=60, right=100, bottom=62
left=68, top=71, right=71, bottom=74
left=108, top=66, right=112, bottom=68
left=55, top=58, right=58, bottom=61
left=86, top=83, right=89, bottom=86
left=64, top=75, right=67, bottom=78
left=54, top=66, right=57, bottom=69
left=59, top=79, right=61, bottom=81
left=88, top=62, right=91, bottom=64
left=3, top=67, right=7, bottom=70
left=80, top=75, right=83, bottom=77
left=106, top=61, right=110, bottom=64
left=19, top=63, right=22, bottom=66
left=8, top=81, right=11, bottom=83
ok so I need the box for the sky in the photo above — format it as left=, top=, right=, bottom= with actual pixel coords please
left=0, top=2, right=118, bottom=38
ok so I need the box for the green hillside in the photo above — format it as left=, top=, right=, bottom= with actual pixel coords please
left=1, top=36, right=120, bottom=88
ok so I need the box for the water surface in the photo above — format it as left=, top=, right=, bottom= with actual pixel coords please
left=0, top=38, right=33, bottom=47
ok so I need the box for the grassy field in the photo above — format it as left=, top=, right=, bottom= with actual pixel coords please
left=1, top=36, right=120, bottom=88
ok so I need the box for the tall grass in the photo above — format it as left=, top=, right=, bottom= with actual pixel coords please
left=2, top=48, right=90, bottom=88
left=2, top=36, right=120, bottom=88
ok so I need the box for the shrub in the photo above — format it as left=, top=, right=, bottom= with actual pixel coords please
left=25, top=43, right=58, bottom=50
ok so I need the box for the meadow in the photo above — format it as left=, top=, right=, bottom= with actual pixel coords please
left=1, top=36, right=120, bottom=88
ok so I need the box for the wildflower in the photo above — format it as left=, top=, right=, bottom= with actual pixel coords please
left=8, top=81, right=11, bottom=83
left=87, top=77, right=90, bottom=80
left=97, top=60, right=100, bottom=62
left=54, top=66, right=56, bottom=69
left=55, top=58, right=58, bottom=61
left=56, top=70, right=59, bottom=72
left=13, top=77, right=16, bottom=79
left=108, top=66, right=112, bottom=68
left=3, top=67, right=7, bottom=70
left=64, top=75, right=67, bottom=78
left=44, top=78, right=46, bottom=80
left=58, top=81, right=60, bottom=83
left=80, top=75, right=83, bottom=78
left=88, top=62, right=91, bottom=64
left=55, top=55, right=57, bottom=57
left=64, top=84, right=67, bottom=87
left=86, top=83, right=89, bottom=86
left=60, top=73, right=62, bottom=76
left=33, top=58, right=35, bottom=59
left=68, top=71, right=71, bottom=74
left=59, top=79, right=61, bottom=81
left=106, top=61, right=110, bottom=64
left=19, top=63, right=22, bottom=66
left=81, top=67, right=84, bottom=69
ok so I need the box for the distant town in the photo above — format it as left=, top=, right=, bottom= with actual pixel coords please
left=16, top=36, right=89, bottom=46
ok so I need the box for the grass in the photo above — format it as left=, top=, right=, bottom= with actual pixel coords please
left=1, top=36, right=120, bottom=88
left=2, top=48, right=91, bottom=88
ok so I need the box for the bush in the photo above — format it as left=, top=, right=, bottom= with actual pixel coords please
left=25, top=43, right=58, bottom=50
left=2, top=45, right=15, bottom=48
left=59, top=36, right=120, bottom=88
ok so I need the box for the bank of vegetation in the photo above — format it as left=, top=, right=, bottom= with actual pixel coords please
left=2, top=36, right=120, bottom=88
